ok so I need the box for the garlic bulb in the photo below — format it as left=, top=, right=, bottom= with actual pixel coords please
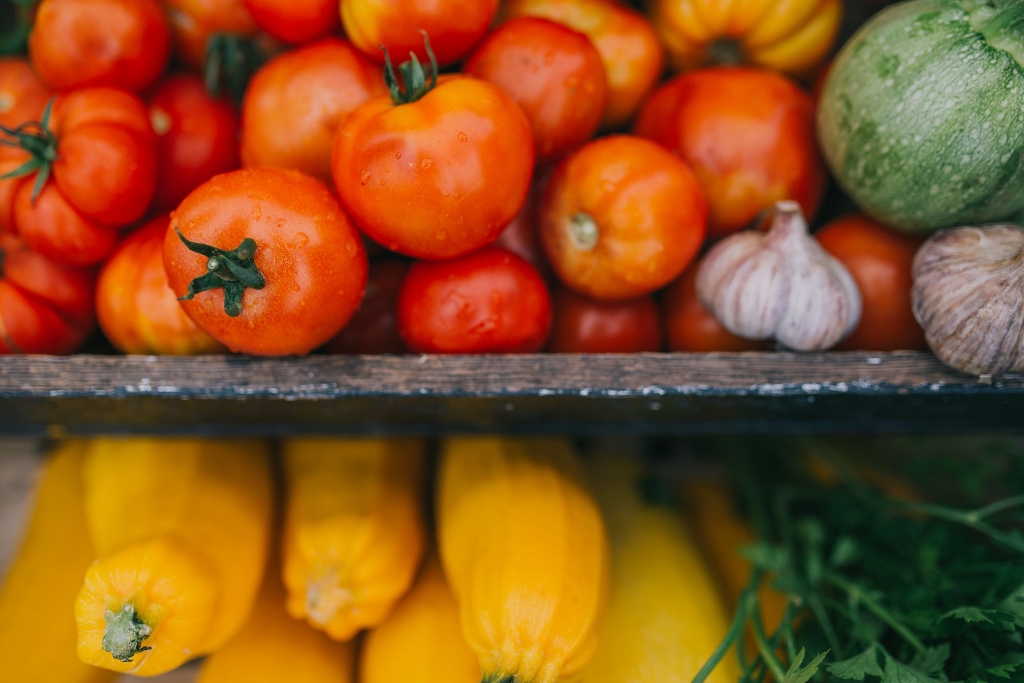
left=911, top=224, right=1024, bottom=375
left=696, top=201, right=861, bottom=351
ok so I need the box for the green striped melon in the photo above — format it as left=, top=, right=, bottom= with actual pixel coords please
left=818, top=0, right=1024, bottom=233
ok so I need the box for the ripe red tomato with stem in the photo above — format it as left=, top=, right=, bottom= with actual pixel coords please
left=397, top=246, right=552, bottom=354
left=243, top=0, right=339, bottom=44
left=325, top=258, right=408, bottom=355
left=0, top=230, right=95, bottom=354
left=163, top=0, right=260, bottom=70
left=547, top=285, right=661, bottom=353
left=333, top=35, right=535, bottom=260
left=149, top=74, right=240, bottom=213
left=163, top=168, right=368, bottom=356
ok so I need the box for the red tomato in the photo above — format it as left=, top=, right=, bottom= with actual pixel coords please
left=29, top=0, right=170, bottom=93
left=503, top=0, right=664, bottom=129
left=163, top=168, right=368, bottom=356
left=341, top=0, right=498, bottom=67
left=539, top=135, right=706, bottom=301
left=817, top=214, right=927, bottom=352
left=97, top=215, right=225, bottom=355
left=0, top=88, right=157, bottom=266
left=0, top=58, right=51, bottom=130
left=242, top=38, right=385, bottom=184
left=465, top=18, right=607, bottom=165
left=325, top=258, right=408, bottom=354
left=634, top=67, right=825, bottom=240
left=243, top=0, right=339, bottom=43
left=547, top=285, right=661, bottom=353
left=398, top=247, right=552, bottom=354
left=149, top=74, right=240, bottom=212
left=163, top=0, right=260, bottom=69
left=333, top=64, right=534, bottom=260
left=0, top=230, right=95, bottom=354
left=662, top=259, right=767, bottom=352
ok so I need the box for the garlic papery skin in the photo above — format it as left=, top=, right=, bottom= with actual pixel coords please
left=696, top=201, right=862, bottom=351
left=911, top=224, right=1024, bottom=376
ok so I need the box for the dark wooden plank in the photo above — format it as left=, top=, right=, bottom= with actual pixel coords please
left=0, top=352, right=1021, bottom=435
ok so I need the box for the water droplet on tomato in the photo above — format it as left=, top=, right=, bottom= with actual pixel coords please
left=395, top=152, right=402, bottom=159
left=458, top=132, right=468, bottom=142
left=360, top=170, right=371, bottom=185
left=291, top=232, right=309, bottom=248
left=421, top=158, right=434, bottom=170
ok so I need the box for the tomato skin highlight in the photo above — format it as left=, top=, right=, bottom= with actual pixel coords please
left=634, top=67, right=824, bottom=240
left=817, top=215, right=926, bottom=352
left=540, top=135, right=707, bottom=302
left=149, top=75, right=240, bottom=213
left=242, top=38, right=385, bottom=184
left=163, top=168, right=368, bottom=357
left=325, top=258, right=408, bottom=355
left=398, top=247, right=552, bottom=354
left=333, top=76, right=535, bottom=260
left=243, top=0, right=340, bottom=43
left=28, top=0, right=170, bottom=93
left=547, top=286, right=661, bottom=353
left=0, top=58, right=51, bottom=130
left=465, top=17, right=607, bottom=166
left=97, top=215, right=226, bottom=355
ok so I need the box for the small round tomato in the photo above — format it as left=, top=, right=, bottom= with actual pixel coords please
left=547, top=285, right=661, bottom=353
left=325, top=258, right=408, bottom=354
left=163, top=168, right=368, bottom=356
left=149, top=74, right=240, bottom=212
left=0, top=58, right=51, bottom=130
left=163, top=0, right=260, bottom=69
left=465, top=18, right=607, bottom=165
left=634, top=67, right=825, bottom=240
left=662, top=260, right=767, bottom=352
left=817, top=214, right=927, bottom=352
left=333, top=51, right=534, bottom=260
left=398, top=247, right=552, bottom=354
left=494, top=172, right=551, bottom=278
left=540, top=135, right=706, bottom=301
left=503, top=0, right=663, bottom=129
left=0, top=230, right=95, bottom=354
left=242, top=38, right=385, bottom=184
left=243, top=0, right=339, bottom=43
left=341, top=0, right=498, bottom=67
left=0, top=88, right=157, bottom=266
left=97, top=215, right=225, bottom=355
left=29, top=0, right=170, bottom=93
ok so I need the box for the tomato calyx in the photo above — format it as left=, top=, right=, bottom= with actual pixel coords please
left=174, top=226, right=267, bottom=317
left=0, top=98, right=59, bottom=204
left=205, top=33, right=267, bottom=106
left=380, top=31, right=439, bottom=105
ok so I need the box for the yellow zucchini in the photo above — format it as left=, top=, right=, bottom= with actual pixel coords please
left=0, top=441, right=114, bottom=683
left=437, top=436, right=609, bottom=683
left=74, top=438, right=273, bottom=676
left=360, top=555, right=480, bottom=683
left=582, top=455, right=740, bottom=683
left=281, top=437, right=427, bottom=641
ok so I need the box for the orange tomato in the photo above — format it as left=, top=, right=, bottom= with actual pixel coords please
left=163, top=168, right=368, bottom=356
left=242, top=38, right=385, bottom=184
left=503, top=0, right=664, bottom=129
left=324, top=258, right=408, bottom=355
left=662, top=259, right=767, bottom=352
left=465, top=17, right=607, bottom=165
left=163, top=0, right=260, bottom=69
left=29, top=0, right=170, bottom=93
left=547, top=285, right=661, bottom=353
left=539, top=135, right=706, bottom=301
left=634, top=67, right=825, bottom=240
left=333, top=69, right=534, bottom=260
left=97, top=215, right=225, bottom=355
left=817, top=214, right=927, bottom=352
left=0, top=58, right=51, bottom=130
left=243, top=0, right=339, bottom=44
left=341, top=0, right=498, bottom=67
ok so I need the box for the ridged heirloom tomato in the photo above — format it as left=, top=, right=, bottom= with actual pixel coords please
left=547, top=286, right=662, bottom=353
left=0, top=231, right=95, bottom=354
left=540, top=135, right=706, bottom=301
left=244, top=0, right=339, bottom=43
left=0, top=88, right=158, bottom=266
left=29, top=0, right=170, bottom=92
left=163, top=168, right=368, bottom=356
left=333, top=42, right=534, bottom=260
left=97, top=215, right=225, bottom=355
left=635, top=67, right=825, bottom=240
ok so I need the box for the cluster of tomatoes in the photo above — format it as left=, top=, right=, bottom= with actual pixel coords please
left=0, top=0, right=922, bottom=358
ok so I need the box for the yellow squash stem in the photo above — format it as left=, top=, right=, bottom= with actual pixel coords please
left=281, top=437, right=427, bottom=641
left=74, top=438, right=273, bottom=676
left=360, top=555, right=480, bottom=683
left=581, top=455, right=740, bottom=683
left=0, top=441, right=115, bottom=683
left=196, top=553, right=355, bottom=683
left=437, top=436, right=609, bottom=683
